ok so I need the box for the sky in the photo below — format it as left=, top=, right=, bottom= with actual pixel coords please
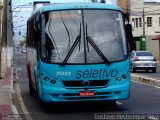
left=12, top=0, right=117, bottom=44
left=12, top=0, right=160, bottom=44
left=12, top=0, right=93, bottom=40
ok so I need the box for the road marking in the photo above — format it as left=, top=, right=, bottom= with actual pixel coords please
left=132, top=80, right=160, bottom=89
left=17, top=68, right=22, bottom=71
left=154, top=86, right=160, bottom=89
left=131, top=74, right=159, bottom=81
left=116, top=101, right=123, bottom=105
left=15, top=66, right=33, bottom=120
left=132, top=80, right=151, bottom=86
left=11, top=105, right=21, bottom=119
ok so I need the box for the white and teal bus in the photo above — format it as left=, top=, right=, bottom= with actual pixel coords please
left=27, top=2, right=130, bottom=106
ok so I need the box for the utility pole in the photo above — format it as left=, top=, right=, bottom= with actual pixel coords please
left=0, top=2, right=2, bottom=79
left=0, top=0, right=7, bottom=78
left=2, top=0, right=7, bottom=48
left=1, top=0, right=12, bottom=46
left=143, top=9, right=145, bottom=36
left=7, top=0, right=13, bottom=68
left=0, top=0, right=13, bottom=78
left=7, top=0, right=13, bottom=47
left=127, top=0, right=130, bottom=24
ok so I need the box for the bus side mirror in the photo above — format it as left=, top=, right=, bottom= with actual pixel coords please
left=125, top=24, right=135, bottom=52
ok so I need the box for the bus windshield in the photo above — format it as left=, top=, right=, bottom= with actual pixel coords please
left=41, top=10, right=127, bottom=64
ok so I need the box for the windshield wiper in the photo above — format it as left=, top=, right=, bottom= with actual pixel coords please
left=86, top=24, right=110, bottom=65
left=62, top=23, right=81, bottom=65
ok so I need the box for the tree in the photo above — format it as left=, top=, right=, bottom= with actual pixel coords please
left=19, top=39, right=26, bottom=47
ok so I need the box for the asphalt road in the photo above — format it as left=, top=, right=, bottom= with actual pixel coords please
left=14, top=52, right=160, bottom=120
left=131, top=66, right=160, bottom=80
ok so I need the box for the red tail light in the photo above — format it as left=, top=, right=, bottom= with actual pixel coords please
left=134, top=57, right=139, bottom=61
left=153, top=57, right=157, bottom=61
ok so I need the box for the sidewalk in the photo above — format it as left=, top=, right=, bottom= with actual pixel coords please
left=0, top=67, right=17, bottom=120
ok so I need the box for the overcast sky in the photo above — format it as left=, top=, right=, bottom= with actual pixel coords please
left=12, top=0, right=160, bottom=44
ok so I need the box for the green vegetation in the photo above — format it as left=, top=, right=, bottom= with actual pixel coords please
left=19, top=38, right=26, bottom=47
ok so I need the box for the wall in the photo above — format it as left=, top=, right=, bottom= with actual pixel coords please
left=117, top=0, right=128, bottom=13
left=131, top=3, right=160, bottom=37
left=146, top=36, right=159, bottom=59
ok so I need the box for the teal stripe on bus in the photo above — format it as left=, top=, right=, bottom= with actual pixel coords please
left=39, top=3, right=122, bottom=13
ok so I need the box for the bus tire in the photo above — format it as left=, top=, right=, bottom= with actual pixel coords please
left=131, top=65, right=136, bottom=73
left=106, top=100, right=116, bottom=107
left=29, top=79, right=35, bottom=96
left=145, top=69, right=149, bottom=73
left=152, top=68, right=156, bottom=73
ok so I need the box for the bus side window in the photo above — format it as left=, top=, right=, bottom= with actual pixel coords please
left=33, top=16, right=40, bottom=49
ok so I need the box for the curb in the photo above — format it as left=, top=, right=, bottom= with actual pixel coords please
left=131, top=74, right=160, bottom=87
left=15, top=65, right=32, bottom=120
left=0, top=67, right=19, bottom=120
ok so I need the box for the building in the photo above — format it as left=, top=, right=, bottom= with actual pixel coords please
left=130, top=1, right=160, bottom=60
left=131, top=2, right=160, bottom=36
left=117, top=0, right=128, bottom=13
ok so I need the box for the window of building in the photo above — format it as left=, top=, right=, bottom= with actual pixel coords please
left=147, top=17, right=152, bottom=27
left=135, top=18, right=138, bottom=27
left=139, top=17, right=142, bottom=27
left=132, top=18, right=135, bottom=28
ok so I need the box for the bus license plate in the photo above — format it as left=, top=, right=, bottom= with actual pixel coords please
left=79, top=91, right=94, bottom=97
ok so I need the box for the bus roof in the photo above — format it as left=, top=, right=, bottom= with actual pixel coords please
left=37, top=3, right=122, bottom=14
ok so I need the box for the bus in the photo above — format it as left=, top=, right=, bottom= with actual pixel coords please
left=26, top=2, right=131, bottom=106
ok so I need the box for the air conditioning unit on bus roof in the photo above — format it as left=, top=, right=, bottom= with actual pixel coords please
left=32, top=1, right=51, bottom=15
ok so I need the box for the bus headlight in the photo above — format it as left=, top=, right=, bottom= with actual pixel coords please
left=121, top=74, right=127, bottom=79
left=44, top=77, right=50, bottom=82
left=50, top=79, right=56, bottom=84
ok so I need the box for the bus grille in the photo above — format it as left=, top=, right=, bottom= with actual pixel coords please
left=62, top=80, right=109, bottom=88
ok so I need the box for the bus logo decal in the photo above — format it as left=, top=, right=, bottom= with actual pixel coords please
left=82, top=80, right=90, bottom=87
left=76, top=68, right=118, bottom=79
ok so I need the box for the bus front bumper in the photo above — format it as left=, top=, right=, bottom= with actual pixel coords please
left=40, top=81, right=130, bottom=102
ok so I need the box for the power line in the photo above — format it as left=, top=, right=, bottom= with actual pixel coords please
left=14, top=24, right=26, bottom=28
left=13, top=11, right=32, bottom=12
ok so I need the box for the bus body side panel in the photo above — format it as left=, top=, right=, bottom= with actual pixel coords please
left=37, top=59, right=130, bottom=102
left=27, top=47, right=38, bottom=91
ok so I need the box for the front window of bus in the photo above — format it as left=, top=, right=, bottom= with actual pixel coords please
left=41, top=10, right=127, bottom=64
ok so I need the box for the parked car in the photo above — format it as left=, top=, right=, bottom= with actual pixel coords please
left=21, top=47, right=26, bottom=53
left=130, top=51, right=157, bottom=73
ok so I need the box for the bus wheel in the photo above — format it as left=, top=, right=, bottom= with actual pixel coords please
left=131, top=65, right=136, bottom=73
left=29, top=80, right=35, bottom=96
left=152, top=68, right=156, bottom=73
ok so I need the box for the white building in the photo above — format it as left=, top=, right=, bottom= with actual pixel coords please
left=130, top=1, right=160, bottom=60
left=131, top=2, right=160, bottom=37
